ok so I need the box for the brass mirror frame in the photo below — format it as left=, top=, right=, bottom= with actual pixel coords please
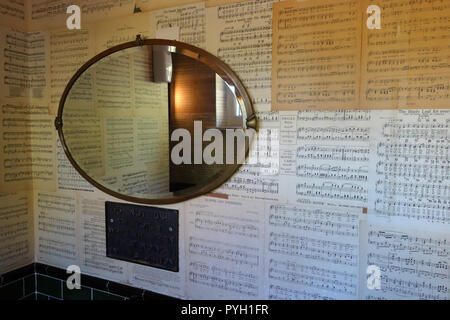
left=55, top=36, right=257, bottom=205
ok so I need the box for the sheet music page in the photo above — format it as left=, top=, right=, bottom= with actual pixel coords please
left=215, top=111, right=280, bottom=202
left=0, top=0, right=27, bottom=31
left=56, top=136, right=95, bottom=193
left=0, top=192, right=33, bottom=274
left=93, top=12, right=155, bottom=55
left=49, top=28, right=95, bottom=115
left=77, top=193, right=128, bottom=282
left=152, top=2, right=206, bottom=48
left=129, top=202, right=186, bottom=298
left=265, top=203, right=360, bottom=299
left=0, top=26, right=50, bottom=102
left=205, top=0, right=251, bottom=8
left=368, top=109, right=449, bottom=225
left=361, top=0, right=450, bottom=109
left=29, top=0, right=135, bottom=32
left=0, top=100, right=56, bottom=193
left=362, top=223, right=449, bottom=300
left=135, top=0, right=202, bottom=12
left=34, top=190, right=79, bottom=268
left=206, top=0, right=277, bottom=112
left=185, top=197, right=265, bottom=299
left=272, top=0, right=362, bottom=110
left=284, top=110, right=372, bottom=209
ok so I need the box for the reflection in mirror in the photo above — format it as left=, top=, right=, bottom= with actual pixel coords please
left=61, top=44, right=250, bottom=201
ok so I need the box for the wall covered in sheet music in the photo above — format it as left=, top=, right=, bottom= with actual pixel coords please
left=0, top=0, right=448, bottom=300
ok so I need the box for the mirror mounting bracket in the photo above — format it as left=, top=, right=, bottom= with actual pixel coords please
left=135, top=34, right=145, bottom=46
left=54, top=116, right=63, bottom=130
left=246, top=114, right=257, bottom=130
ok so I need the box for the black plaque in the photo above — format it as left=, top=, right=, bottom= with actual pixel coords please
left=105, top=202, right=179, bottom=272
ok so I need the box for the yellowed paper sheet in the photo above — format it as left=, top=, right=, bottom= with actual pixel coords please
left=49, top=28, right=95, bottom=115
left=135, top=0, right=202, bottom=12
left=0, top=0, right=27, bottom=31
left=29, top=0, right=135, bottom=32
left=360, top=0, right=450, bottom=109
left=0, top=26, right=50, bottom=104
left=0, top=191, right=34, bottom=274
left=0, top=100, right=53, bottom=193
left=93, top=12, right=155, bottom=54
left=152, top=2, right=206, bottom=48
left=272, top=0, right=362, bottom=110
left=205, top=0, right=251, bottom=8
left=206, top=0, right=277, bottom=112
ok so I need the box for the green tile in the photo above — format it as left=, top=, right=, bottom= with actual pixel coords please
left=21, top=293, right=36, bottom=300
left=63, top=285, right=92, bottom=300
left=36, top=293, right=49, bottom=300
left=93, top=289, right=125, bottom=300
left=24, top=274, right=35, bottom=296
left=36, top=275, right=62, bottom=299
left=0, top=279, right=24, bottom=300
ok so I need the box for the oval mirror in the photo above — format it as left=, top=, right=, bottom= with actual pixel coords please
left=56, top=37, right=256, bottom=204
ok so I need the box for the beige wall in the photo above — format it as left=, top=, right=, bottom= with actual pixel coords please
left=0, top=0, right=449, bottom=300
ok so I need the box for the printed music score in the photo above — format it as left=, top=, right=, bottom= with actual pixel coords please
left=365, top=225, right=449, bottom=300
left=0, top=0, right=26, bottom=31
left=266, top=204, right=360, bottom=300
left=186, top=198, right=265, bottom=299
left=368, top=109, right=449, bottom=225
left=79, top=195, right=127, bottom=281
left=291, top=110, right=371, bottom=208
left=153, top=3, right=206, bottom=48
left=361, top=0, right=450, bottom=108
left=0, top=27, right=49, bottom=101
left=206, top=0, right=276, bottom=112
left=0, top=101, right=56, bottom=193
left=272, top=0, right=362, bottom=110
left=49, top=29, right=93, bottom=115
left=0, top=192, right=32, bottom=273
left=93, top=12, right=155, bottom=54
left=216, top=111, right=280, bottom=202
left=29, top=0, right=135, bottom=31
left=56, top=137, right=94, bottom=193
left=130, top=201, right=186, bottom=298
left=35, top=191, right=78, bottom=268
